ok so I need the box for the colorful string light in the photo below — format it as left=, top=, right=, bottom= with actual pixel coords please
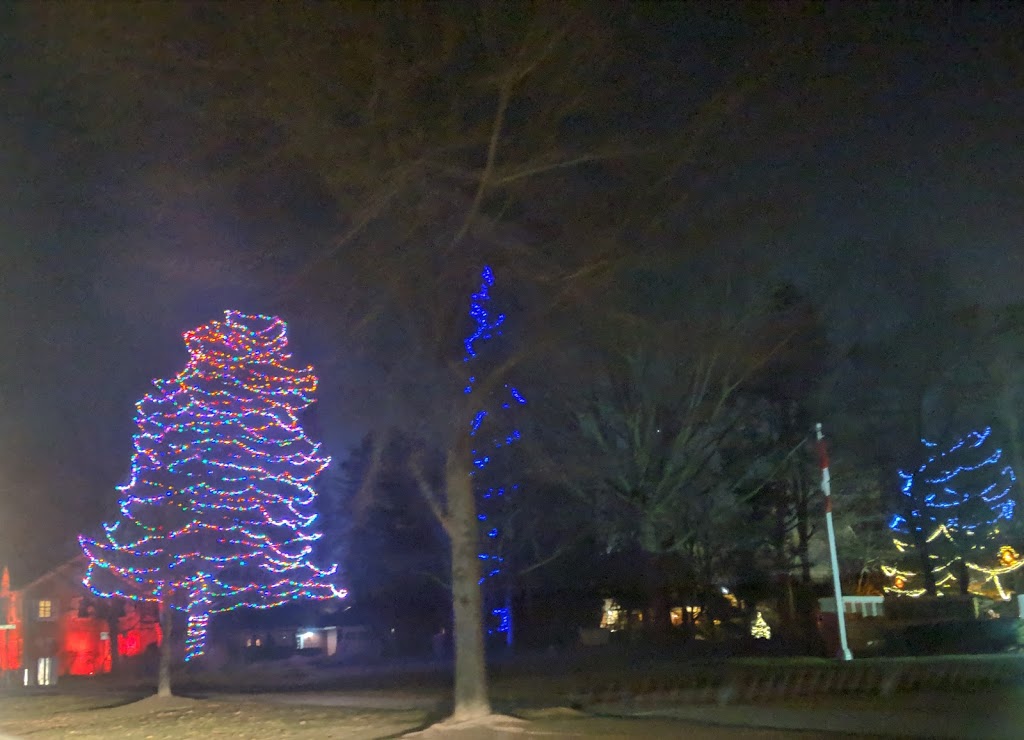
left=885, top=427, right=1018, bottom=598
left=79, top=311, right=346, bottom=660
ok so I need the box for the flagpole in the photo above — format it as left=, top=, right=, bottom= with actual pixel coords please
left=816, top=422, right=853, bottom=661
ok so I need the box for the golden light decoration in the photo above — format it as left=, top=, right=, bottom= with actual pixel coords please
left=999, top=545, right=1019, bottom=567
left=750, top=611, right=771, bottom=640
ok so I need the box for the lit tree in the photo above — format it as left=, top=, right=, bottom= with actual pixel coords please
left=885, top=427, right=1017, bottom=597
left=464, top=267, right=527, bottom=647
left=80, top=311, right=344, bottom=696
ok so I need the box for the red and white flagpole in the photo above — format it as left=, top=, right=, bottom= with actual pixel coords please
left=816, top=422, right=853, bottom=661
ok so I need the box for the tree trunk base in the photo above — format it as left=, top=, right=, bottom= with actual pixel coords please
left=407, top=713, right=526, bottom=736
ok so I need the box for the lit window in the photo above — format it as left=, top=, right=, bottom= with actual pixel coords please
left=599, top=599, right=627, bottom=632
left=37, top=600, right=53, bottom=619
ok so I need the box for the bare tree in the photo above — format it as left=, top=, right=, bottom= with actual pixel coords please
left=568, top=295, right=799, bottom=629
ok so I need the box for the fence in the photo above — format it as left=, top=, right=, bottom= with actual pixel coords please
left=571, top=658, right=1024, bottom=707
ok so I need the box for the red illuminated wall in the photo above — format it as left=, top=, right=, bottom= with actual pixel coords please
left=61, top=601, right=162, bottom=676
left=0, top=562, right=162, bottom=677
left=63, top=615, right=111, bottom=676
left=0, top=568, right=21, bottom=671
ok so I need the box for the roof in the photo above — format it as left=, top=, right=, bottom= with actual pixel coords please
left=16, top=554, right=89, bottom=593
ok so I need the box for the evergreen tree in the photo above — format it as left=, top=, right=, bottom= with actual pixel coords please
left=80, top=311, right=343, bottom=694
left=886, top=427, right=1017, bottom=597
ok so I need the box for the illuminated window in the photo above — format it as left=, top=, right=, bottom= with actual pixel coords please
left=599, top=599, right=627, bottom=631
left=25, top=657, right=56, bottom=686
left=37, top=600, right=53, bottom=620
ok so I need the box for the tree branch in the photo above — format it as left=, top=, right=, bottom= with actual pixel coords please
left=409, top=452, right=451, bottom=536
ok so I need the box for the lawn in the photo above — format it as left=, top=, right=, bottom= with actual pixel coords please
left=4, top=652, right=1023, bottom=739
left=0, top=692, right=430, bottom=740
left=0, top=692, right=831, bottom=739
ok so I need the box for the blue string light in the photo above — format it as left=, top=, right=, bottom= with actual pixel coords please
left=462, top=267, right=525, bottom=636
left=887, top=426, right=1018, bottom=596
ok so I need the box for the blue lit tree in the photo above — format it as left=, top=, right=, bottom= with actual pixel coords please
left=463, top=267, right=527, bottom=647
left=886, top=427, right=1017, bottom=597
left=80, top=311, right=344, bottom=696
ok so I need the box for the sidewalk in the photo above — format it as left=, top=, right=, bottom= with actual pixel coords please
left=601, top=703, right=1023, bottom=739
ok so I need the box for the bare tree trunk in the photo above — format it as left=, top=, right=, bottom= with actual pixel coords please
left=157, top=595, right=173, bottom=698
left=917, top=541, right=937, bottom=596
left=911, top=398, right=939, bottom=598
left=957, top=559, right=971, bottom=596
left=105, top=600, right=125, bottom=677
left=446, top=449, right=491, bottom=720
left=783, top=575, right=796, bottom=625
left=645, top=553, right=673, bottom=637
left=794, top=470, right=813, bottom=585
left=108, top=622, right=120, bottom=677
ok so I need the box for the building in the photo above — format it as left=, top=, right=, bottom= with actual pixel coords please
left=226, top=613, right=380, bottom=663
left=0, top=556, right=161, bottom=685
left=0, top=568, right=19, bottom=680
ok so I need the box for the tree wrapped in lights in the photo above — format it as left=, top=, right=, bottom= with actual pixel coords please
left=80, top=311, right=343, bottom=688
left=750, top=612, right=771, bottom=640
left=464, top=266, right=527, bottom=644
left=885, top=427, right=1019, bottom=597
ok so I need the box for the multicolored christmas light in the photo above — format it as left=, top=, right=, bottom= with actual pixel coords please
left=463, top=267, right=526, bottom=637
left=80, top=311, right=345, bottom=660
left=885, top=427, right=1019, bottom=598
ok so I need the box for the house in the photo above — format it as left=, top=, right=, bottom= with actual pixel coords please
left=221, top=603, right=380, bottom=663
left=298, top=625, right=379, bottom=660
left=0, top=556, right=161, bottom=685
left=1, top=567, right=20, bottom=683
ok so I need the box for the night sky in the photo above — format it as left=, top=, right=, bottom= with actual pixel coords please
left=1, top=3, right=1022, bottom=581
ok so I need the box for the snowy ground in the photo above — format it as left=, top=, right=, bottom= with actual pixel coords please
left=3, top=654, right=1022, bottom=738
left=0, top=691, right=846, bottom=739
left=0, top=693, right=425, bottom=739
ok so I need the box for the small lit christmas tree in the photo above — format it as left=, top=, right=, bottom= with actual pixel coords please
left=885, top=427, right=1018, bottom=597
left=463, top=267, right=527, bottom=642
left=750, top=611, right=771, bottom=640
left=80, top=312, right=344, bottom=665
